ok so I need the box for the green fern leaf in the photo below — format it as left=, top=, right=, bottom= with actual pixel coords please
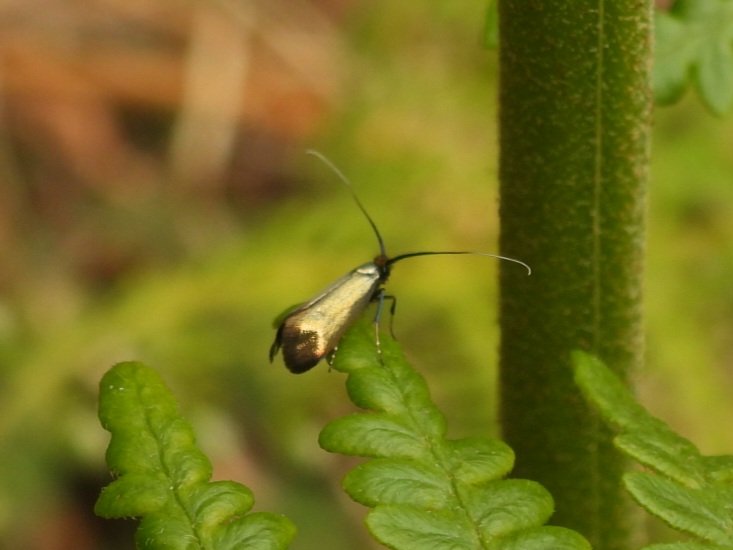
left=319, top=321, right=590, bottom=550
left=625, top=473, right=733, bottom=545
left=573, top=351, right=733, bottom=547
left=644, top=543, right=732, bottom=550
left=491, top=526, right=602, bottom=550
left=483, top=0, right=499, bottom=49
left=654, top=0, right=733, bottom=115
left=95, top=362, right=296, bottom=550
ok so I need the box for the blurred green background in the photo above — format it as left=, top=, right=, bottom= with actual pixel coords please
left=0, top=1, right=731, bottom=548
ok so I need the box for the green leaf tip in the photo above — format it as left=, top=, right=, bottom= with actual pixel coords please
left=572, top=352, right=733, bottom=546
left=483, top=0, right=499, bottom=49
left=624, top=473, right=733, bottom=546
left=654, top=0, right=733, bottom=115
left=319, top=322, right=589, bottom=549
left=96, top=361, right=296, bottom=549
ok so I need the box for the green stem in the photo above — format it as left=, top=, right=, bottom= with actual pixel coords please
left=497, top=2, right=652, bottom=548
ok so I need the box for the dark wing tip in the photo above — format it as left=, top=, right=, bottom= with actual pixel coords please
left=281, top=327, right=327, bottom=374
left=284, top=355, right=322, bottom=374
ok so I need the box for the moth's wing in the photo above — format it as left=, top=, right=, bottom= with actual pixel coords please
left=272, top=280, right=345, bottom=364
left=274, top=266, right=380, bottom=373
left=269, top=274, right=355, bottom=362
left=272, top=302, right=307, bottom=329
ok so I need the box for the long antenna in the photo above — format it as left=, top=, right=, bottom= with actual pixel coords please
left=388, top=251, right=532, bottom=275
left=306, top=150, right=531, bottom=276
left=306, top=150, right=387, bottom=257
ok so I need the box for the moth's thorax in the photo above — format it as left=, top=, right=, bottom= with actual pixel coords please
left=354, top=262, right=380, bottom=277
left=362, top=254, right=391, bottom=283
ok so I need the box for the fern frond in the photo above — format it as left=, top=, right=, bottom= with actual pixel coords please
left=319, top=321, right=590, bottom=549
left=96, top=362, right=296, bottom=550
left=574, top=351, right=733, bottom=548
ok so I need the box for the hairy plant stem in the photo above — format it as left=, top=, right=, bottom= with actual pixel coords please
left=497, top=2, right=652, bottom=548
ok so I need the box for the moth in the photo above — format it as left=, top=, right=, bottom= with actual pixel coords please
left=270, top=151, right=530, bottom=373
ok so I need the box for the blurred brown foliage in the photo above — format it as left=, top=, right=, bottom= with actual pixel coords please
left=0, top=2, right=355, bottom=548
left=0, top=0, right=347, bottom=295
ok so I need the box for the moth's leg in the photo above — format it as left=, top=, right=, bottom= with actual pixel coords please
left=326, top=346, right=338, bottom=371
left=382, top=294, right=397, bottom=339
left=373, top=291, right=398, bottom=363
left=372, top=289, right=386, bottom=363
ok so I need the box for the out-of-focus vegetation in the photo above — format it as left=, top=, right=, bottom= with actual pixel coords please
left=0, top=1, right=731, bottom=548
